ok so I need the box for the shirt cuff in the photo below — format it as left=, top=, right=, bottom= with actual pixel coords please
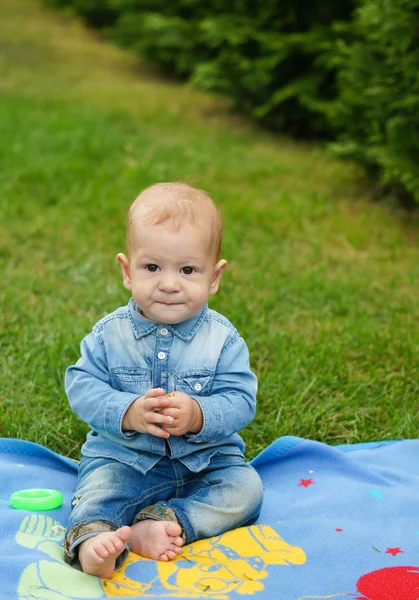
left=104, top=392, right=140, bottom=438
left=184, top=396, right=223, bottom=443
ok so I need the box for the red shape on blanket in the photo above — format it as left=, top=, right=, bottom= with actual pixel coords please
left=356, top=566, right=419, bottom=600
left=385, top=547, right=404, bottom=556
left=298, top=478, right=315, bottom=487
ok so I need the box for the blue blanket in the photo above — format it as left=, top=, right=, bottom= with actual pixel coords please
left=2, top=436, right=419, bottom=599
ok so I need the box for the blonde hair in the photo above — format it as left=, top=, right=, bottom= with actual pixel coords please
left=126, top=182, right=223, bottom=261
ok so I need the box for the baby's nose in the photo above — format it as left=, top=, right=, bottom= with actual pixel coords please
left=159, top=273, right=180, bottom=291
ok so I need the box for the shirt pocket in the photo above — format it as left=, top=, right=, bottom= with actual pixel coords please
left=110, top=366, right=152, bottom=395
left=175, top=370, right=214, bottom=396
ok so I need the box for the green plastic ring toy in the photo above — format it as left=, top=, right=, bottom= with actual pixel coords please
left=10, top=489, right=63, bottom=511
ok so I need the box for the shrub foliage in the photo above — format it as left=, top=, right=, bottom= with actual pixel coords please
left=327, top=0, right=419, bottom=204
left=46, top=0, right=419, bottom=204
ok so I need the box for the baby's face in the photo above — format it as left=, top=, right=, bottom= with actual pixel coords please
left=120, top=221, right=225, bottom=324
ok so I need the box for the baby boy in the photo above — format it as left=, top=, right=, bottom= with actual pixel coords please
left=64, top=182, right=263, bottom=578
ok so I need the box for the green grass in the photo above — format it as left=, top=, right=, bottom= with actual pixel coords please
left=1, top=0, right=418, bottom=461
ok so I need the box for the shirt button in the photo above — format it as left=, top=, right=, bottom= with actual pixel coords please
left=194, top=383, right=202, bottom=392
left=159, top=328, right=169, bottom=336
left=157, top=352, right=166, bottom=360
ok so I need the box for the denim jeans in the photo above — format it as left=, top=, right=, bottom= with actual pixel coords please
left=64, top=454, right=263, bottom=567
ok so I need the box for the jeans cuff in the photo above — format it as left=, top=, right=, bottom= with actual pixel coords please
left=133, top=504, right=186, bottom=543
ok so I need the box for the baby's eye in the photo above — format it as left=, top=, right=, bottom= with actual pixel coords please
left=181, top=266, right=195, bottom=275
left=145, top=264, right=160, bottom=272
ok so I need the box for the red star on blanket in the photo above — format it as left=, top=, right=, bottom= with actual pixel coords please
left=385, top=547, right=404, bottom=556
left=298, top=478, right=315, bottom=487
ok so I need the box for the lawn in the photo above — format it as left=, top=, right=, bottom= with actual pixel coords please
left=1, top=0, right=418, bottom=461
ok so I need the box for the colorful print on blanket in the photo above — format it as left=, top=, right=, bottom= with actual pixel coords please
left=15, top=515, right=305, bottom=598
left=2, top=436, right=419, bottom=599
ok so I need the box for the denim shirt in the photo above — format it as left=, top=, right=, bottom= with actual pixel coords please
left=65, top=299, right=257, bottom=474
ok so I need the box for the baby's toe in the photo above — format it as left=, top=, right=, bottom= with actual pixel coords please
left=116, top=526, right=131, bottom=542
left=94, top=545, right=109, bottom=559
left=166, top=522, right=182, bottom=537
left=172, top=535, right=184, bottom=547
left=101, top=539, right=114, bottom=552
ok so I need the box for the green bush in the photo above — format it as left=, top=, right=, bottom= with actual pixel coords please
left=46, top=1, right=355, bottom=136
left=45, top=0, right=119, bottom=28
left=111, top=1, right=355, bottom=136
left=46, top=0, right=419, bottom=204
left=327, top=0, right=419, bottom=204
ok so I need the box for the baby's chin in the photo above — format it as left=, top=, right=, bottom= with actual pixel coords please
left=143, top=304, right=196, bottom=324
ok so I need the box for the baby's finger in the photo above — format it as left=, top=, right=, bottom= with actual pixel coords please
left=147, top=423, right=171, bottom=438
left=160, top=407, right=179, bottom=419
left=149, top=411, right=174, bottom=427
left=144, top=395, right=171, bottom=412
left=162, top=422, right=183, bottom=435
left=164, top=394, right=187, bottom=408
left=144, top=388, right=165, bottom=398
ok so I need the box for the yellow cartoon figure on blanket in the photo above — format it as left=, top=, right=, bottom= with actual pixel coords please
left=16, top=515, right=305, bottom=599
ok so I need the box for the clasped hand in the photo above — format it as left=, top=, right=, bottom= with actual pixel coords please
left=122, top=388, right=203, bottom=438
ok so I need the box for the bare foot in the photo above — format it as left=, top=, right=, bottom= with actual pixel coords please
left=130, top=519, right=184, bottom=561
left=78, top=526, right=131, bottom=578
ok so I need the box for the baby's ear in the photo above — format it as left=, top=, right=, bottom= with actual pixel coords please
left=116, top=253, right=132, bottom=291
left=210, top=259, right=228, bottom=295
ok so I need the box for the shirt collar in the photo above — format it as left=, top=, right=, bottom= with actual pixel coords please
left=128, top=298, right=208, bottom=341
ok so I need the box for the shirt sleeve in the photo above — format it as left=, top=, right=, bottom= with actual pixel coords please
left=185, top=334, right=257, bottom=444
left=65, top=329, right=139, bottom=439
